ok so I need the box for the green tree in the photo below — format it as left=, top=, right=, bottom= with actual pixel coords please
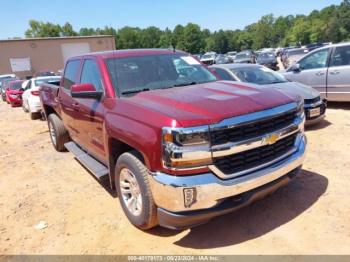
left=159, top=28, right=173, bottom=48
left=181, top=23, right=204, bottom=53
left=79, top=27, right=97, bottom=36
left=25, top=20, right=61, bottom=37
left=61, top=22, right=77, bottom=36
left=140, top=26, right=162, bottom=48
left=116, top=27, right=142, bottom=49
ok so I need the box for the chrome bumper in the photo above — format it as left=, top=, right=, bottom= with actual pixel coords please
left=149, top=134, right=306, bottom=213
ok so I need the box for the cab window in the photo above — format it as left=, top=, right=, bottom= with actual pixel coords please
left=63, top=60, right=80, bottom=90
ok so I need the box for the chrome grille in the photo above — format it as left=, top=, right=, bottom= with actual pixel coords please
left=210, top=109, right=297, bottom=146
left=213, top=133, right=297, bottom=176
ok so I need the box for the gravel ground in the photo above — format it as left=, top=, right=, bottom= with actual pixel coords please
left=0, top=101, right=349, bottom=255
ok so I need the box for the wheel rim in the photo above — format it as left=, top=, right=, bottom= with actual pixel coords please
left=119, top=168, right=142, bottom=216
left=49, top=121, right=57, bottom=146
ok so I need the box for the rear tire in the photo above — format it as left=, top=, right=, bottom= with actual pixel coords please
left=22, top=102, right=29, bottom=113
left=47, top=114, right=70, bottom=152
left=30, top=112, right=41, bottom=120
left=115, top=151, right=158, bottom=230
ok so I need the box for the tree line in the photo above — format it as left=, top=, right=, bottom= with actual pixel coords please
left=24, top=0, right=350, bottom=54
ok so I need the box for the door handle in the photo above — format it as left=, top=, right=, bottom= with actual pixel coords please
left=329, top=70, right=340, bottom=75
left=72, top=103, right=80, bottom=110
left=315, top=72, right=325, bottom=76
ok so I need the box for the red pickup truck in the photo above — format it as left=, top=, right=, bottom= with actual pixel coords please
left=40, top=49, right=306, bottom=230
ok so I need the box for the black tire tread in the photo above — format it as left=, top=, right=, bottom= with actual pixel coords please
left=30, top=112, right=41, bottom=120
left=116, top=151, right=158, bottom=230
left=48, top=114, right=70, bottom=152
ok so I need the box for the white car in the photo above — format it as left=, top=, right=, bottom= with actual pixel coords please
left=22, top=76, right=61, bottom=119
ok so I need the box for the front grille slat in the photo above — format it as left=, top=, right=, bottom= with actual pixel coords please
left=304, top=97, right=321, bottom=105
left=213, top=133, right=297, bottom=176
left=211, top=110, right=297, bottom=146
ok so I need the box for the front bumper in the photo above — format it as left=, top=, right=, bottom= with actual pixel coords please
left=149, top=134, right=306, bottom=229
left=157, top=166, right=301, bottom=230
left=305, top=99, right=327, bottom=126
left=8, top=96, right=22, bottom=106
left=28, top=95, right=42, bottom=112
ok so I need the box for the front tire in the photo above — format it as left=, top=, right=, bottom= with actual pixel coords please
left=47, top=114, right=70, bottom=152
left=115, top=151, right=158, bottom=230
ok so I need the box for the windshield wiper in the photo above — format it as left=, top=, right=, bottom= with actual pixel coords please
left=267, top=81, right=287, bottom=84
left=173, top=81, right=197, bottom=87
left=121, top=88, right=150, bottom=95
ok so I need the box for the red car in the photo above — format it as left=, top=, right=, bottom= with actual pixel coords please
left=6, top=80, right=24, bottom=107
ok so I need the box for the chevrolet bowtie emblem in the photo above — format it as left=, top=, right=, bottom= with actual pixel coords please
left=263, top=133, right=280, bottom=145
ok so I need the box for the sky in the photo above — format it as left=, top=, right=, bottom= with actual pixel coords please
left=0, top=0, right=343, bottom=39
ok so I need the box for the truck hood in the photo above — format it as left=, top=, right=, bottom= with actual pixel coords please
left=266, top=81, right=320, bottom=100
left=121, top=81, right=297, bottom=127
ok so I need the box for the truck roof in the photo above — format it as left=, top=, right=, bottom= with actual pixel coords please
left=68, top=48, right=188, bottom=60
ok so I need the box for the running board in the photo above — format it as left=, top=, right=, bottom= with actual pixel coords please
left=64, top=142, right=109, bottom=179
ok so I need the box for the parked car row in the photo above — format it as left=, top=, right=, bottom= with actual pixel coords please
left=0, top=73, right=60, bottom=119
left=198, top=50, right=279, bottom=71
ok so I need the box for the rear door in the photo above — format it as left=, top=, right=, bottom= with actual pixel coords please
left=284, top=48, right=330, bottom=98
left=327, top=45, right=350, bottom=101
left=59, top=59, right=82, bottom=143
left=22, top=80, right=32, bottom=108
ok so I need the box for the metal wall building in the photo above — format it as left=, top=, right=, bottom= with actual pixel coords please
left=0, top=35, right=116, bottom=78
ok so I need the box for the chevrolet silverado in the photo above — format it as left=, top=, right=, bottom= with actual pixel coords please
left=40, top=49, right=306, bottom=230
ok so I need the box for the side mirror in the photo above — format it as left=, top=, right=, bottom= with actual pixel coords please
left=71, top=83, right=103, bottom=99
left=291, top=63, right=301, bottom=72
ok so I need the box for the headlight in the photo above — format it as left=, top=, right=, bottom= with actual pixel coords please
left=162, top=126, right=212, bottom=169
left=296, top=98, right=304, bottom=117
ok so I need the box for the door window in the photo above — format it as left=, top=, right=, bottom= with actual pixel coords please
left=299, top=48, right=330, bottom=70
left=330, top=45, right=350, bottom=67
left=212, top=68, right=234, bottom=81
left=25, top=80, right=31, bottom=90
left=80, top=59, right=103, bottom=91
left=63, top=60, right=80, bottom=90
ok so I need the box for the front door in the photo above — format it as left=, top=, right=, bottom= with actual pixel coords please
left=284, top=48, right=330, bottom=98
left=73, top=58, right=106, bottom=162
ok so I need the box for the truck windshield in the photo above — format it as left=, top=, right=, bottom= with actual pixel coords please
left=106, top=54, right=217, bottom=96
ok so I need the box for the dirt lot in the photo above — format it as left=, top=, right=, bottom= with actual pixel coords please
left=0, top=101, right=350, bottom=255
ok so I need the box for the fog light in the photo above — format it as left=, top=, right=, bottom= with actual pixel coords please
left=183, top=188, right=197, bottom=208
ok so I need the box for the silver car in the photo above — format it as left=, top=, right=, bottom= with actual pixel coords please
left=210, top=63, right=326, bottom=125
left=282, top=42, right=350, bottom=102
